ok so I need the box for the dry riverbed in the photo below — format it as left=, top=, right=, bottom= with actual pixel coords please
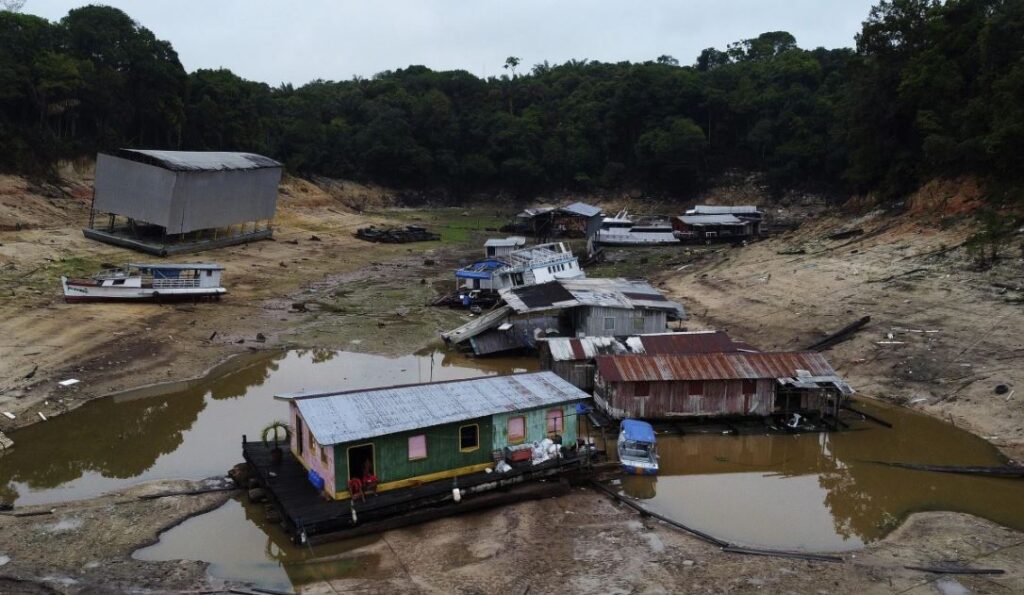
left=2, top=172, right=1024, bottom=593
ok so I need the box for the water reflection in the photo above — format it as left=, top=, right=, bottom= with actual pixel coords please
left=618, top=400, right=1024, bottom=551
left=0, top=349, right=535, bottom=506
left=135, top=497, right=382, bottom=590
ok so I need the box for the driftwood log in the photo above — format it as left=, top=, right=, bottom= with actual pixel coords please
left=804, top=316, right=871, bottom=351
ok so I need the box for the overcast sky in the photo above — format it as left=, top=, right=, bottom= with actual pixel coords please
left=23, top=1, right=877, bottom=86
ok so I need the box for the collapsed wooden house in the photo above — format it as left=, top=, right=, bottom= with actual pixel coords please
left=441, top=278, right=686, bottom=356
left=593, top=351, right=853, bottom=420
left=538, top=330, right=753, bottom=391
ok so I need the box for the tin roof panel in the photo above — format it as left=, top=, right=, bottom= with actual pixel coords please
left=291, top=372, right=588, bottom=445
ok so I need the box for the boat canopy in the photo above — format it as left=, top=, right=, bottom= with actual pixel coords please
left=621, top=419, right=656, bottom=444
left=129, top=263, right=224, bottom=271
left=455, top=259, right=506, bottom=279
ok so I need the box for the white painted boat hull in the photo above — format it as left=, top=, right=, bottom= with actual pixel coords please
left=61, top=276, right=226, bottom=302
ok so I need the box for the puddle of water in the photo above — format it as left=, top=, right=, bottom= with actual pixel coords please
left=0, top=348, right=535, bottom=506
left=617, top=399, right=1024, bottom=551
left=134, top=497, right=381, bottom=591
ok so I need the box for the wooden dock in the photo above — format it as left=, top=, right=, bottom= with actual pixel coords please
left=242, top=439, right=586, bottom=543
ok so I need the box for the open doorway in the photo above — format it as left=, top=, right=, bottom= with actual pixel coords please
left=347, top=443, right=375, bottom=484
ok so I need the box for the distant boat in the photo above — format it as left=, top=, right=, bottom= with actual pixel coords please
left=596, top=210, right=680, bottom=246
left=61, top=263, right=226, bottom=302
left=617, top=419, right=659, bottom=475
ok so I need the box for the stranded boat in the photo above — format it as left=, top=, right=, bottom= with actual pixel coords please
left=595, top=210, right=680, bottom=246
left=618, top=419, right=659, bottom=475
left=61, top=263, right=226, bottom=302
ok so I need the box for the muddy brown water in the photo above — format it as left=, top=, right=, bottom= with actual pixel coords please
left=617, top=399, right=1024, bottom=552
left=4, top=349, right=1024, bottom=590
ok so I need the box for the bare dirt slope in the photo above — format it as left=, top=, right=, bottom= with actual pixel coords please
left=661, top=180, right=1024, bottom=460
left=0, top=172, right=466, bottom=433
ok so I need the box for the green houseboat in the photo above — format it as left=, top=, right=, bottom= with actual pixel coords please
left=278, top=371, right=590, bottom=500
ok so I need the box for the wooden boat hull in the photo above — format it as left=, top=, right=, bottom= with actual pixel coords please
left=61, top=276, right=226, bottom=303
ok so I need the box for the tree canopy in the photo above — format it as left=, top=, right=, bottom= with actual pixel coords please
left=1, top=1, right=1021, bottom=200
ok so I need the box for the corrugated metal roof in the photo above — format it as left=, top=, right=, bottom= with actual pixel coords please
left=287, top=372, right=588, bottom=445
left=686, top=205, right=762, bottom=215
left=558, top=202, right=602, bottom=217
left=484, top=237, right=527, bottom=247
left=501, top=278, right=685, bottom=317
left=595, top=351, right=840, bottom=382
left=543, top=331, right=740, bottom=362
left=677, top=214, right=745, bottom=226
left=129, top=263, right=224, bottom=271
left=637, top=331, right=739, bottom=354
left=112, top=149, right=282, bottom=172
left=544, top=336, right=630, bottom=361
left=440, top=305, right=511, bottom=343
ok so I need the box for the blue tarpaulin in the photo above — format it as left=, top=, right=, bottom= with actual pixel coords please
left=308, top=469, right=324, bottom=490
left=621, top=419, right=656, bottom=444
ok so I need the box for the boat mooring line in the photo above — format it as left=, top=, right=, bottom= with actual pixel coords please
left=590, top=480, right=845, bottom=563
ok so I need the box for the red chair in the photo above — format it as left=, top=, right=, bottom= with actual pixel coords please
left=347, top=478, right=364, bottom=502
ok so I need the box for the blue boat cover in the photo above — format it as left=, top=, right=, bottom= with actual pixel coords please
left=621, top=419, right=656, bottom=444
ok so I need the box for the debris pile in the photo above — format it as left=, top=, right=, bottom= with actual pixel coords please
left=355, top=225, right=440, bottom=243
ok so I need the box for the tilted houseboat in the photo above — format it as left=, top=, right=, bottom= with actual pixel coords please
left=61, top=263, right=226, bottom=302
left=455, top=241, right=585, bottom=293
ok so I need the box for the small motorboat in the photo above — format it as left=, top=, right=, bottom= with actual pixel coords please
left=61, top=263, right=226, bottom=302
left=617, top=419, right=659, bottom=475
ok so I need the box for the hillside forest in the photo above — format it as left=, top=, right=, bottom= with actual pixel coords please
left=0, top=0, right=1022, bottom=201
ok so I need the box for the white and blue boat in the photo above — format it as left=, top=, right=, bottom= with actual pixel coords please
left=617, top=419, right=659, bottom=475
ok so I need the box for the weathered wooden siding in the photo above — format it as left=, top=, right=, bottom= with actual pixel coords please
left=575, top=307, right=667, bottom=337
left=491, top=403, right=579, bottom=449
left=594, top=377, right=774, bottom=419
left=331, top=417, right=494, bottom=492
left=552, top=361, right=596, bottom=391
left=290, top=403, right=336, bottom=495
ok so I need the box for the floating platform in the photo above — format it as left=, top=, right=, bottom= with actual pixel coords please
left=83, top=227, right=273, bottom=256
left=242, top=440, right=585, bottom=544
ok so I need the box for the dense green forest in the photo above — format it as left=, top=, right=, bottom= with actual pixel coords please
left=0, top=0, right=1021, bottom=199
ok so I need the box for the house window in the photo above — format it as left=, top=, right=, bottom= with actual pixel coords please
left=408, top=434, right=427, bottom=460
left=633, top=316, right=645, bottom=331
left=688, top=381, right=704, bottom=396
left=308, top=431, right=316, bottom=455
left=603, top=317, right=615, bottom=331
left=508, top=417, right=526, bottom=443
left=634, top=381, right=650, bottom=397
left=742, top=380, right=757, bottom=395
left=459, top=424, right=480, bottom=452
left=320, top=443, right=328, bottom=465
left=546, top=409, right=564, bottom=433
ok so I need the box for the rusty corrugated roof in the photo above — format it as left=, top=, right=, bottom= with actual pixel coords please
left=636, top=331, right=739, bottom=355
left=595, top=351, right=838, bottom=382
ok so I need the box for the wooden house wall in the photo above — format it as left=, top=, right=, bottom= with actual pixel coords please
left=289, top=403, right=336, bottom=496
left=574, top=306, right=667, bottom=337
left=491, top=403, right=580, bottom=449
left=331, top=416, right=494, bottom=494
left=552, top=360, right=596, bottom=391
left=594, top=377, right=775, bottom=419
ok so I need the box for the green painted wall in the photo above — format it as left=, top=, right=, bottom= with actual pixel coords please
left=491, top=403, right=580, bottom=450
left=332, top=416, right=494, bottom=492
